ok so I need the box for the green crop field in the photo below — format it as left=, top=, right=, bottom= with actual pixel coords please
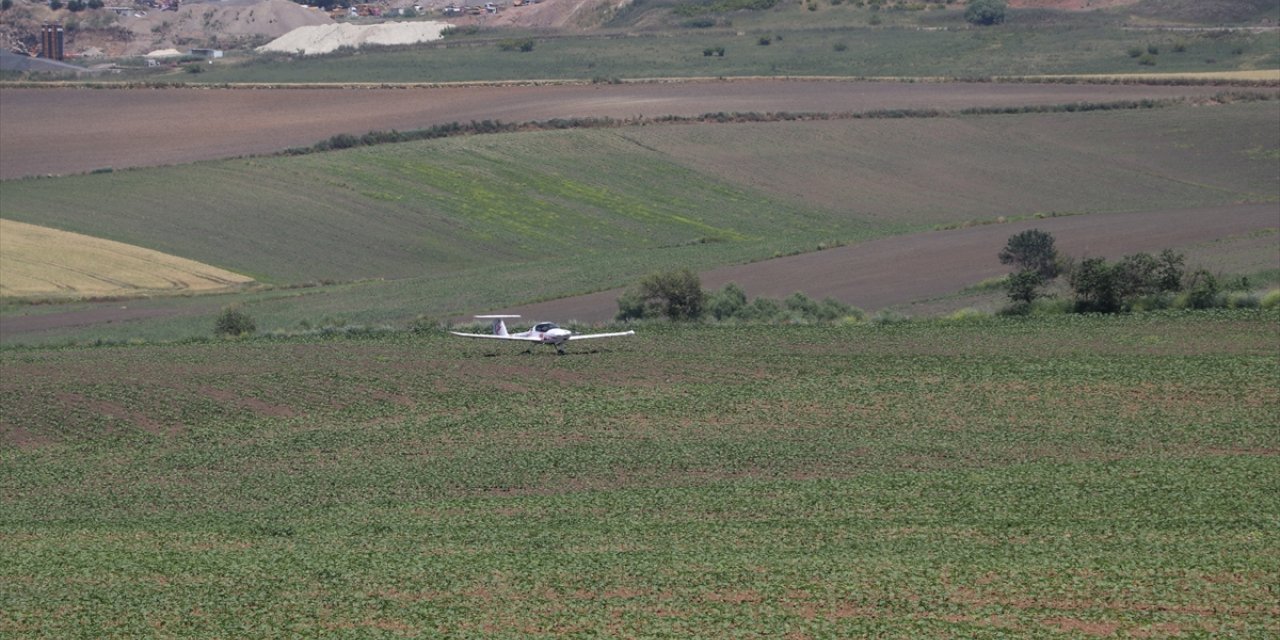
left=2, top=310, right=1277, bottom=637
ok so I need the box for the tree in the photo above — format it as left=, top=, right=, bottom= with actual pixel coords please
left=49, top=0, right=63, bottom=9
left=616, top=269, right=706, bottom=321
left=214, top=306, right=257, bottom=337
left=1069, top=257, right=1119, bottom=313
left=1156, top=249, right=1185, bottom=292
left=965, top=0, right=1007, bottom=26
left=0, top=0, right=13, bottom=11
left=999, top=229, right=1060, bottom=280
left=1005, top=269, right=1045, bottom=306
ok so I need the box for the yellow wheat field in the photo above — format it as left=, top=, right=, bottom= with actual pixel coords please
left=0, top=219, right=253, bottom=298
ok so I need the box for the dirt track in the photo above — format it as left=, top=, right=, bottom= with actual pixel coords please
left=0, top=80, right=1265, bottom=179
left=505, top=203, right=1280, bottom=323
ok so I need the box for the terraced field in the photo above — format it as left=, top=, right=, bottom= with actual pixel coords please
left=2, top=312, right=1277, bottom=637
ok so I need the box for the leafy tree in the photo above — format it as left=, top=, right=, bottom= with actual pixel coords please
left=964, top=0, right=1006, bottom=26
left=1156, top=249, right=1185, bottom=292
left=1005, top=269, right=1045, bottom=306
left=67, top=0, right=85, bottom=11
left=87, top=0, right=103, bottom=7
left=1069, top=257, right=1119, bottom=313
left=616, top=269, right=705, bottom=321
left=49, top=0, right=63, bottom=10
left=1112, top=252, right=1160, bottom=301
left=214, top=306, right=257, bottom=337
left=1, top=0, right=13, bottom=11
left=999, top=229, right=1060, bottom=280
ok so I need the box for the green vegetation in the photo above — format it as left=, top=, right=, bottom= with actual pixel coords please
left=2, top=311, right=1277, bottom=636
left=964, top=0, right=1006, bottom=26
left=213, top=305, right=256, bottom=337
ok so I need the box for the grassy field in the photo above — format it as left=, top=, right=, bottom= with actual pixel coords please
left=181, top=22, right=1280, bottom=85
left=2, top=310, right=1277, bottom=637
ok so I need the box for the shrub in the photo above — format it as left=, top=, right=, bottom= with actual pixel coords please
left=867, top=13, right=882, bottom=25
left=964, top=0, right=1006, bottom=26
left=498, top=38, right=535, bottom=52
left=870, top=309, right=909, bottom=325
left=1261, top=289, right=1280, bottom=309
left=706, top=283, right=748, bottom=320
left=214, top=306, right=256, bottom=337
left=49, top=0, right=63, bottom=9
left=945, top=308, right=988, bottom=322
left=1137, top=53, right=1156, bottom=66
left=833, top=42, right=848, bottom=52
left=1146, top=44, right=1159, bottom=55
left=758, top=36, right=771, bottom=46
left=66, top=0, right=84, bottom=10
left=1127, top=46, right=1143, bottom=58
left=0, top=0, right=11, bottom=11
left=1172, top=41, right=1187, bottom=53
left=1180, top=269, right=1219, bottom=309
left=1225, top=291, right=1259, bottom=309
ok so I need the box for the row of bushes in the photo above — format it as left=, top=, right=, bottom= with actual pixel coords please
left=615, top=270, right=882, bottom=324
left=275, top=92, right=1273, bottom=159
left=998, top=229, right=1278, bottom=315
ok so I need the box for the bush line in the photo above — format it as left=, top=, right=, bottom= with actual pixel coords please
left=287, top=92, right=1274, bottom=157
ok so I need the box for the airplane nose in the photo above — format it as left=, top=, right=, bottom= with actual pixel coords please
left=549, top=328, right=572, bottom=341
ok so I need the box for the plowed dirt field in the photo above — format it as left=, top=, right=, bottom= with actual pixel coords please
left=1, top=80, right=1264, bottom=179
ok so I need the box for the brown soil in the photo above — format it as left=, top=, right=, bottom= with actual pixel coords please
left=0, top=80, right=1261, bottom=179
left=504, top=203, right=1280, bottom=322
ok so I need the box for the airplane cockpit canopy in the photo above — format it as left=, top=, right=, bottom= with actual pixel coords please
left=533, top=322, right=558, bottom=332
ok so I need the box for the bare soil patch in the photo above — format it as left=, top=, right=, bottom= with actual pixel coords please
left=506, top=203, right=1280, bottom=322
left=0, top=80, right=1260, bottom=179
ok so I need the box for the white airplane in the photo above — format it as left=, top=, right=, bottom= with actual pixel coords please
left=450, top=315, right=635, bottom=354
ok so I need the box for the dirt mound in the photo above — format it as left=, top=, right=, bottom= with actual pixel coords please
left=259, top=21, right=450, bottom=55
left=122, top=0, right=332, bottom=56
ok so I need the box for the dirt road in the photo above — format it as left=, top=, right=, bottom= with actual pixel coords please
left=1, top=80, right=1263, bottom=179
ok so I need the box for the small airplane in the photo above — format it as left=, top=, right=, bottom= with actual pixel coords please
left=450, top=315, right=635, bottom=354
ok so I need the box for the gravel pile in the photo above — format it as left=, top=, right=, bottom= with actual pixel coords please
left=258, top=21, right=451, bottom=55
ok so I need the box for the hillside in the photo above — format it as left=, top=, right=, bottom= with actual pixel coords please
left=1, top=98, right=1276, bottom=343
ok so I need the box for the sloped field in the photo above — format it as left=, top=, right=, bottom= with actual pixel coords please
left=0, top=219, right=253, bottom=299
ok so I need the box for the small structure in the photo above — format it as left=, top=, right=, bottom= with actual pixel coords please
left=40, top=23, right=65, bottom=61
left=188, top=48, right=224, bottom=59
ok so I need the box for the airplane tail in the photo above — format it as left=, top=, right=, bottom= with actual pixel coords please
left=475, top=315, right=519, bottom=337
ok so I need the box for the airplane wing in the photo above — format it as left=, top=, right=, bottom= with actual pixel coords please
left=449, top=331, right=542, bottom=341
left=567, top=330, right=636, bottom=341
